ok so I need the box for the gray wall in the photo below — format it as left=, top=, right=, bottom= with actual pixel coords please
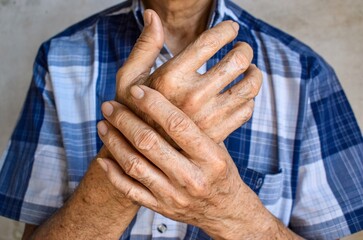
left=0, top=0, right=362, bottom=239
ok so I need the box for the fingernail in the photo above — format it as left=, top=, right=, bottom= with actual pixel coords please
left=144, top=10, right=152, bottom=26
left=97, top=121, right=108, bottom=136
left=130, top=85, right=145, bottom=99
left=102, top=102, right=114, bottom=117
left=232, top=22, right=239, bottom=32
left=97, top=158, right=108, bottom=172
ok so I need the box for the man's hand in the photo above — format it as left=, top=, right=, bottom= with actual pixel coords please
left=116, top=9, right=262, bottom=144
left=97, top=86, right=303, bottom=239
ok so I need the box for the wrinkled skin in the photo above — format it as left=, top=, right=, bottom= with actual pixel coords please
left=115, top=10, right=262, bottom=144
left=95, top=10, right=302, bottom=240
left=97, top=85, right=302, bottom=239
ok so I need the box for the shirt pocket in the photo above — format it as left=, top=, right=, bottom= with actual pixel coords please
left=258, top=168, right=284, bottom=206
left=237, top=167, right=284, bottom=198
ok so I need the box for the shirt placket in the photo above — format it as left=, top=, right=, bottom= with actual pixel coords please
left=151, top=212, right=188, bottom=239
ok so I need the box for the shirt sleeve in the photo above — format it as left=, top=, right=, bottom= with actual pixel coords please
left=0, top=43, right=69, bottom=225
left=289, top=56, right=363, bottom=239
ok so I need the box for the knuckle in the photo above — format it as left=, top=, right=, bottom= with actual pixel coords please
left=149, top=74, right=164, bottom=92
left=194, top=115, right=212, bottom=132
left=244, top=109, right=253, bottom=122
left=197, top=32, right=221, bottom=51
left=145, top=96, right=163, bottom=113
left=231, top=50, right=250, bottom=70
left=255, top=66, right=263, bottom=86
left=247, top=100, right=255, bottom=116
left=180, top=91, right=203, bottom=112
left=133, top=128, right=159, bottom=151
left=151, top=71, right=175, bottom=94
left=193, top=183, right=210, bottom=198
left=213, top=159, right=228, bottom=176
left=107, top=135, right=120, bottom=151
left=116, top=69, right=129, bottom=95
left=113, top=110, right=127, bottom=129
left=160, top=69, right=175, bottom=81
left=241, top=74, right=262, bottom=100
left=124, top=186, right=137, bottom=201
left=142, top=30, right=164, bottom=50
left=123, top=155, right=145, bottom=177
left=175, top=196, right=190, bottom=209
left=166, top=111, right=192, bottom=134
left=116, top=68, right=133, bottom=83
left=248, top=73, right=262, bottom=97
left=243, top=100, right=255, bottom=122
left=187, top=177, right=210, bottom=198
left=188, top=91, right=203, bottom=105
left=236, top=41, right=253, bottom=59
left=150, top=74, right=164, bottom=91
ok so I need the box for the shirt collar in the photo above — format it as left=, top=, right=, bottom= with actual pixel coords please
left=132, top=0, right=227, bottom=31
left=209, top=0, right=226, bottom=27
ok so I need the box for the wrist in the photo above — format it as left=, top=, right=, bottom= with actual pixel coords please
left=203, top=186, right=281, bottom=239
left=31, top=153, right=140, bottom=239
left=260, top=216, right=305, bottom=240
left=85, top=153, right=139, bottom=210
left=74, top=157, right=140, bottom=233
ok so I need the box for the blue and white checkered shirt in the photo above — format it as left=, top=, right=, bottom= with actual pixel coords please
left=0, top=0, right=362, bottom=239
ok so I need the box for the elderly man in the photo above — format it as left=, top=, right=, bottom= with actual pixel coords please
left=0, top=0, right=362, bottom=239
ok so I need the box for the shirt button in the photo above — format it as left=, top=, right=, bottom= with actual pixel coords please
left=256, top=177, right=263, bottom=189
left=157, top=223, right=168, bottom=233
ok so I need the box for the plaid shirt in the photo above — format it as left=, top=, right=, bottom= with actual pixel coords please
left=0, top=0, right=362, bottom=239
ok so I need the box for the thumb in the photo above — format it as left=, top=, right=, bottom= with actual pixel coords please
left=118, top=9, right=164, bottom=83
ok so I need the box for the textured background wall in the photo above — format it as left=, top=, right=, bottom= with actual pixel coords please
left=0, top=0, right=362, bottom=239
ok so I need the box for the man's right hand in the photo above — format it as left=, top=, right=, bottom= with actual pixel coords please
left=116, top=9, right=262, bottom=144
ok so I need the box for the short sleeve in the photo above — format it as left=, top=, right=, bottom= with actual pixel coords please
left=289, top=57, right=363, bottom=239
left=0, top=43, right=69, bottom=225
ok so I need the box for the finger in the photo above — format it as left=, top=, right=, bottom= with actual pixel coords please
left=129, top=85, right=225, bottom=163
left=100, top=102, right=197, bottom=186
left=97, top=120, right=174, bottom=195
left=168, top=21, right=239, bottom=73
left=200, top=42, right=253, bottom=100
left=97, top=157, right=158, bottom=208
left=220, top=64, right=263, bottom=103
left=205, top=100, right=254, bottom=143
left=117, top=9, right=164, bottom=86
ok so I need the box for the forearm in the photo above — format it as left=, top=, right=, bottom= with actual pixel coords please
left=226, top=209, right=304, bottom=240
left=267, top=217, right=305, bottom=240
left=200, top=187, right=304, bottom=240
left=208, top=212, right=304, bottom=240
left=28, top=148, right=139, bottom=240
